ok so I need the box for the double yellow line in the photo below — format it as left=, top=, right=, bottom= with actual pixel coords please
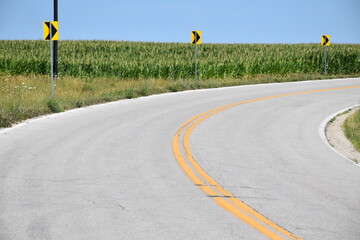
left=172, top=85, right=360, bottom=240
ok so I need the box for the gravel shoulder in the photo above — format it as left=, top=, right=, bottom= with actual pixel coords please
left=326, top=107, right=360, bottom=164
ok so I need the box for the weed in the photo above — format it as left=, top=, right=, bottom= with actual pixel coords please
left=75, top=100, right=83, bottom=108
left=168, top=82, right=186, bottom=92
left=82, top=84, right=94, bottom=93
left=0, top=114, right=11, bottom=128
left=125, top=88, right=135, bottom=99
left=47, top=99, right=63, bottom=113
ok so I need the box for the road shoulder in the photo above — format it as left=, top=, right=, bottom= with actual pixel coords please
left=326, top=107, right=360, bottom=164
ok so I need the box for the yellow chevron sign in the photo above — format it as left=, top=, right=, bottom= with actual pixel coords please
left=43, top=21, right=58, bottom=41
left=191, top=31, right=202, bottom=44
left=321, top=35, right=330, bottom=46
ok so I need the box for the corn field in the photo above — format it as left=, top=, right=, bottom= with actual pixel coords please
left=1, top=40, right=359, bottom=79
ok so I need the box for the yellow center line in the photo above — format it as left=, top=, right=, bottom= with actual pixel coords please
left=172, top=85, right=360, bottom=240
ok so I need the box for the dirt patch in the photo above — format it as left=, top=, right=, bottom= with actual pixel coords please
left=326, top=107, right=360, bottom=164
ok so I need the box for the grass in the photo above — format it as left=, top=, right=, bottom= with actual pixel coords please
left=329, top=108, right=352, bottom=123
left=0, top=40, right=359, bottom=128
left=1, top=72, right=358, bottom=128
left=343, top=108, right=360, bottom=152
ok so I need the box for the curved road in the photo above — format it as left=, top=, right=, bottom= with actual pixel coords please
left=0, top=78, right=359, bottom=239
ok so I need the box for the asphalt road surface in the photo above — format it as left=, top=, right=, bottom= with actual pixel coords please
left=1, top=78, right=359, bottom=240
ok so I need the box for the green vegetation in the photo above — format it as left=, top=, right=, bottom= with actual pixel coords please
left=0, top=40, right=359, bottom=128
left=1, top=41, right=359, bottom=79
left=343, top=109, right=360, bottom=152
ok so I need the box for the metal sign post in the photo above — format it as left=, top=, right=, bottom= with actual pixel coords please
left=321, top=35, right=330, bottom=75
left=324, top=45, right=327, bottom=75
left=43, top=21, right=58, bottom=99
left=191, top=31, right=202, bottom=80
left=194, top=44, right=198, bottom=80
left=53, top=0, right=58, bottom=77
left=50, top=26, right=54, bottom=99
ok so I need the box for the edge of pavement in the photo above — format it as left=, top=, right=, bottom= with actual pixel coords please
left=319, top=104, right=360, bottom=167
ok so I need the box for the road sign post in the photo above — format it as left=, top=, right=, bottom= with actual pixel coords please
left=324, top=45, right=327, bottom=74
left=321, top=35, right=330, bottom=74
left=50, top=25, right=54, bottom=99
left=191, top=31, right=202, bottom=80
left=194, top=44, right=198, bottom=80
left=54, top=0, right=58, bottom=77
left=43, top=21, right=58, bottom=99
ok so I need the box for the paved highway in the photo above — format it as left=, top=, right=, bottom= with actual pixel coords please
left=0, top=78, right=359, bottom=239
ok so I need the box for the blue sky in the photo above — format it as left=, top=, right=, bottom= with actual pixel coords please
left=0, top=0, right=359, bottom=43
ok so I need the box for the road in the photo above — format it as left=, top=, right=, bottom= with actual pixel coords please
left=0, top=78, right=359, bottom=239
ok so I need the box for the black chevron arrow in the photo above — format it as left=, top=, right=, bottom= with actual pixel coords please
left=51, top=22, right=57, bottom=39
left=192, top=31, right=201, bottom=44
left=45, top=22, right=51, bottom=40
left=324, top=36, right=329, bottom=45
left=322, top=35, right=329, bottom=45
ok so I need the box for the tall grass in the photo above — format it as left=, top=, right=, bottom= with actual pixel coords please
left=1, top=41, right=359, bottom=79
left=343, top=109, right=360, bottom=152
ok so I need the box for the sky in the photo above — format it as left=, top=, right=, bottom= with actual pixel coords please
left=0, top=0, right=359, bottom=44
